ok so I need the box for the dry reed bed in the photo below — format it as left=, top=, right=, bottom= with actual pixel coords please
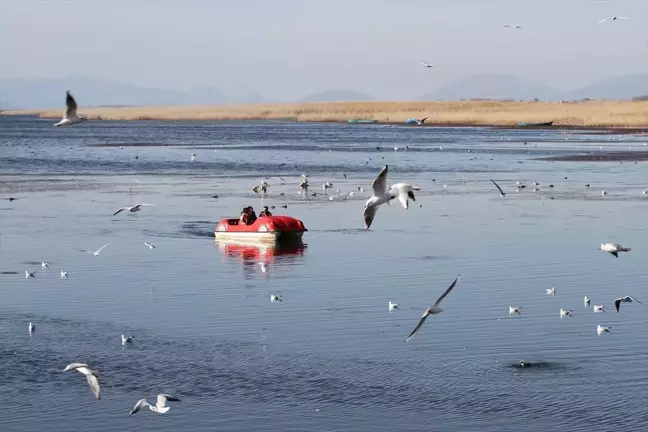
left=10, top=100, right=648, bottom=127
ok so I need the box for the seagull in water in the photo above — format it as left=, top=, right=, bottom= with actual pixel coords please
left=25, top=270, right=35, bottom=279
left=54, top=91, right=87, bottom=127
left=598, top=16, right=628, bottom=23
left=509, top=306, right=522, bottom=316
left=405, top=275, right=460, bottom=342
left=389, top=301, right=399, bottom=312
left=61, top=270, right=68, bottom=279
left=144, top=242, right=156, bottom=249
left=599, top=242, right=631, bottom=258
left=78, top=242, right=112, bottom=256
left=113, top=204, right=154, bottom=216
left=490, top=179, right=506, bottom=198
left=560, top=308, right=573, bottom=318
left=546, top=287, right=556, bottom=296
left=594, top=305, right=605, bottom=313
left=597, top=325, right=611, bottom=336
left=363, top=165, right=419, bottom=230
left=130, top=394, right=181, bottom=415
left=122, top=334, right=134, bottom=345
left=614, top=296, right=641, bottom=313
left=63, top=363, right=101, bottom=400
left=421, top=61, right=435, bottom=68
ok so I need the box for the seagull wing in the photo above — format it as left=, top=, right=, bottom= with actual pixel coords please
left=372, top=165, right=388, bottom=196
left=130, top=399, right=149, bottom=415
left=65, top=91, right=78, bottom=118
left=95, top=242, right=112, bottom=254
left=157, top=394, right=180, bottom=408
left=112, top=208, right=126, bottom=216
left=406, top=311, right=430, bottom=342
left=420, top=117, right=429, bottom=124
left=86, top=373, right=101, bottom=399
left=615, top=298, right=622, bottom=312
left=63, top=362, right=89, bottom=372
left=490, top=179, right=505, bottom=195
left=363, top=204, right=379, bottom=230
left=626, top=296, right=641, bottom=304
left=597, top=18, right=609, bottom=23
left=433, top=275, right=461, bottom=307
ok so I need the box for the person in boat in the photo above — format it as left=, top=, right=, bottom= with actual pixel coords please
left=246, top=206, right=258, bottom=225
left=259, top=206, right=272, bottom=217
left=239, top=206, right=250, bottom=225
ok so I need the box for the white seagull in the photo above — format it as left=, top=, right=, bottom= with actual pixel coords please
left=560, top=308, right=573, bottom=318
left=614, top=296, right=641, bottom=313
left=546, top=287, right=556, bottom=296
left=598, top=16, right=628, bottom=23
left=29, top=322, right=35, bottom=334
left=509, top=306, right=522, bottom=316
left=389, top=301, right=399, bottom=312
left=63, top=363, right=101, bottom=400
left=270, top=294, right=282, bottom=303
left=130, top=394, right=181, bottom=415
left=78, top=242, right=112, bottom=256
left=405, top=275, right=460, bottom=342
left=54, top=91, right=87, bottom=127
left=144, top=242, right=156, bottom=249
left=25, top=270, right=35, bottom=279
left=121, top=334, right=134, bottom=345
left=112, top=203, right=154, bottom=216
left=490, top=178, right=506, bottom=198
left=584, top=296, right=590, bottom=306
left=599, top=242, right=631, bottom=258
left=421, top=61, right=435, bottom=68
left=259, top=262, right=268, bottom=273
left=594, top=304, right=605, bottom=313
left=504, top=24, right=522, bottom=28
left=41, top=261, right=49, bottom=269
left=363, top=165, right=420, bottom=229
left=61, top=270, right=69, bottom=279
left=596, top=325, right=611, bottom=336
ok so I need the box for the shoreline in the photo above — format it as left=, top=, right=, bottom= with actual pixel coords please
left=4, top=100, right=647, bottom=130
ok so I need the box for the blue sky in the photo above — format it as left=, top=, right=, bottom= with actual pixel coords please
left=1, top=0, right=646, bottom=100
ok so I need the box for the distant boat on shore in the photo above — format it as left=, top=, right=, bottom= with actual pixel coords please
left=347, top=119, right=377, bottom=124
left=516, top=120, right=554, bottom=127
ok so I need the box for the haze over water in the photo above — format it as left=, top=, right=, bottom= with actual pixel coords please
left=1, top=116, right=647, bottom=431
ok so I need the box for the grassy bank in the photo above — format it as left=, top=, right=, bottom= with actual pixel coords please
left=8, top=100, right=648, bottom=128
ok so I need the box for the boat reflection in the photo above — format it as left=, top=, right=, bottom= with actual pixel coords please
left=216, top=239, right=307, bottom=278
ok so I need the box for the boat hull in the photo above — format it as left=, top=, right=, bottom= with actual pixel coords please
left=516, top=121, right=554, bottom=127
left=214, top=215, right=307, bottom=245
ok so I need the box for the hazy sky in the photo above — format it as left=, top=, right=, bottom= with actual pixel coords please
left=1, top=0, right=646, bottom=100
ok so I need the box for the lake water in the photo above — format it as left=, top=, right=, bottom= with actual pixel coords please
left=1, top=116, right=647, bottom=432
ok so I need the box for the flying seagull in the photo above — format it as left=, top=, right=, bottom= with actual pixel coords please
left=130, top=394, right=181, bottom=415
left=509, top=306, right=522, bottom=316
left=421, top=61, right=435, bottom=68
left=29, top=322, right=35, bottom=334
left=490, top=178, right=506, bottom=198
left=122, top=334, right=134, bottom=345
left=599, top=242, right=631, bottom=258
left=594, top=304, right=605, bottom=313
left=63, top=363, right=101, bottom=399
left=405, top=275, right=461, bottom=342
left=112, top=204, right=154, bottom=216
left=596, top=325, right=611, bottom=336
left=560, top=308, right=573, bottom=318
left=598, top=16, right=628, bottom=23
left=389, top=301, right=399, bottom=312
left=144, top=242, right=156, bottom=249
left=61, top=270, right=69, bottom=279
left=363, top=165, right=419, bottom=229
left=546, top=287, right=556, bottom=296
left=614, top=296, right=641, bottom=312
left=78, top=242, right=112, bottom=256
left=503, top=24, right=522, bottom=28
left=54, top=91, right=87, bottom=127
left=25, top=270, right=35, bottom=279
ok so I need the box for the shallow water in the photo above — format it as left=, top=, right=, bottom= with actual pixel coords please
left=1, top=116, right=647, bottom=431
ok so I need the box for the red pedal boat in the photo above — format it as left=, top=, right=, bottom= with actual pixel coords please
left=214, top=215, right=307, bottom=244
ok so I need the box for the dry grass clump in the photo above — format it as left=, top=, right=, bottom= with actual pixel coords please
left=8, top=100, right=648, bottom=127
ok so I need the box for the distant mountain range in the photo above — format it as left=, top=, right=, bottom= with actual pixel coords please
left=1, top=73, right=646, bottom=109
left=419, top=73, right=648, bottom=101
